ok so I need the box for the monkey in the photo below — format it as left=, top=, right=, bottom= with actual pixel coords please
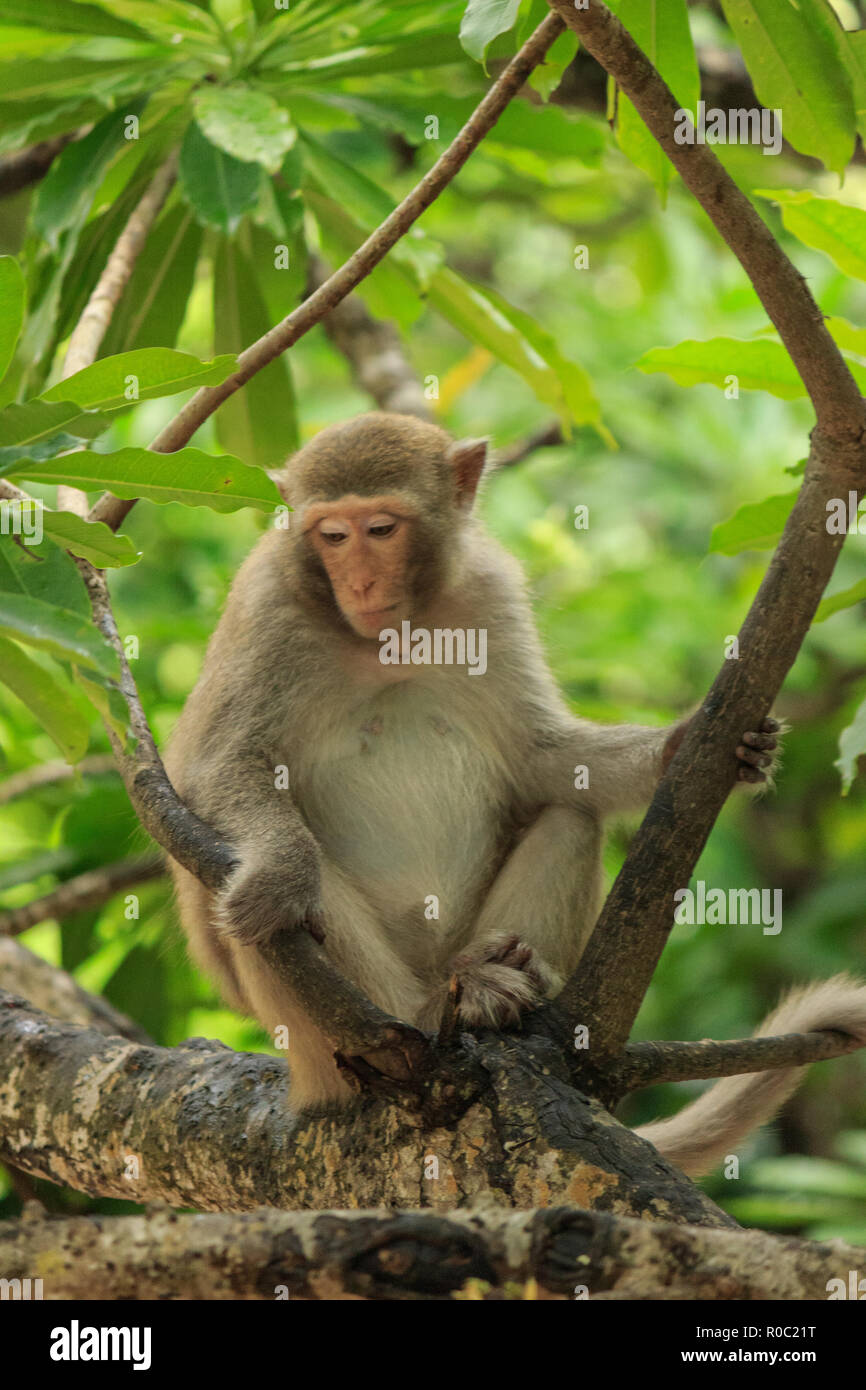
left=165, top=412, right=866, bottom=1177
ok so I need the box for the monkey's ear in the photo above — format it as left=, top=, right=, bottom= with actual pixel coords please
left=448, top=437, right=489, bottom=509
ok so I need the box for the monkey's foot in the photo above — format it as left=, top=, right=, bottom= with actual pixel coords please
left=449, top=934, right=559, bottom=1029
left=736, top=716, right=783, bottom=785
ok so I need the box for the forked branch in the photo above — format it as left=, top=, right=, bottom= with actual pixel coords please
left=549, top=0, right=866, bottom=1055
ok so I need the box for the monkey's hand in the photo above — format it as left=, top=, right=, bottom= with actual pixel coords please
left=448, top=934, right=562, bottom=1029
left=215, top=848, right=326, bottom=947
left=661, top=715, right=783, bottom=788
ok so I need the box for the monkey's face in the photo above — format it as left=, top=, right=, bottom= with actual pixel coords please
left=304, top=494, right=417, bottom=638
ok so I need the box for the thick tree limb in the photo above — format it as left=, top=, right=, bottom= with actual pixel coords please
left=0, top=938, right=151, bottom=1043
left=57, top=153, right=178, bottom=516
left=0, top=993, right=729, bottom=1225
left=0, top=854, right=164, bottom=937
left=548, top=0, right=866, bottom=1056
left=88, top=13, right=566, bottom=532
left=0, top=1203, right=860, bottom=1300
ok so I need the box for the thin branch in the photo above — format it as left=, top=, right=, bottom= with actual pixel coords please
left=0, top=132, right=82, bottom=199
left=57, top=152, right=178, bottom=516
left=0, top=754, right=117, bottom=805
left=308, top=253, right=432, bottom=418
left=73, top=560, right=237, bottom=891
left=88, top=13, right=566, bottom=532
left=0, top=937, right=151, bottom=1042
left=496, top=421, right=564, bottom=467
left=615, top=1029, right=864, bottom=1093
left=549, top=0, right=866, bottom=1056
left=0, top=853, right=164, bottom=937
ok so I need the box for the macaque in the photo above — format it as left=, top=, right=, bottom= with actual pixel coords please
left=166, top=413, right=866, bottom=1176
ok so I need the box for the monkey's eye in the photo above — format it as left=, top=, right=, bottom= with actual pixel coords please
left=368, top=521, right=396, bottom=538
left=320, top=527, right=348, bottom=545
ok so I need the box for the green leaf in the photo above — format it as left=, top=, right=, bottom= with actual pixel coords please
left=0, top=634, right=89, bottom=762
left=709, top=491, right=798, bottom=554
left=459, top=0, right=521, bottom=65
left=100, top=204, right=203, bottom=355
left=814, top=578, right=866, bottom=624
left=520, top=0, right=578, bottom=102
left=213, top=236, right=298, bottom=468
left=426, top=268, right=612, bottom=442
left=0, top=400, right=109, bottom=450
left=0, top=494, right=138, bottom=567
left=299, top=131, right=443, bottom=287
left=837, top=696, right=866, bottom=794
left=720, top=0, right=855, bottom=174
left=40, top=348, right=238, bottom=411
left=0, top=256, right=25, bottom=386
left=0, top=591, right=117, bottom=676
left=179, top=121, right=262, bottom=233
left=0, top=0, right=149, bottom=39
left=612, top=0, right=700, bottom=199
left=637, top=337, right=807, bottom=398
left=34, top=107, right=143, bottom=249
left=755, top=189, right=866, bottom=282
left=9, top=447, right=282, bottom=513
left=194, top=83, right=297, bottom=173
left=40, top=509, right=141, bottom=568
left=0, top=533, right=89, bottom=614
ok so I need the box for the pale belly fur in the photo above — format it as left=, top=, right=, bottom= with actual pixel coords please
left=293, top=682, right=511, bottom=972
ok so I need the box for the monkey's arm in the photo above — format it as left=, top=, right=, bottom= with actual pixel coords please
left=528, top=714, right=780, bottom=820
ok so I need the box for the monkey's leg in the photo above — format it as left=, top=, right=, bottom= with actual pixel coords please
left=422, top=805, right=602, bottom=1030
left=227, top=860, right=428, bottom=1108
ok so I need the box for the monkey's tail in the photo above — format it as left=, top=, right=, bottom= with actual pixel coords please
left=634, top=975, right=866, bottom=1178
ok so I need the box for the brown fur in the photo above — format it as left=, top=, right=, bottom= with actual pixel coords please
left=165, top=413, right=860, bottom=1177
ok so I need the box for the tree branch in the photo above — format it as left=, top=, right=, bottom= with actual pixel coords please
left=0, top=132, right=82, bottom=199
left=0, top=992, right=732, bottom=1224
left=1, top=1203, right=861, bottom=1300
left=88, top=12, right=566, bottom=532
left=615, top=1029, right=864, bottom=1093
left=0, top=755, right=117, bottom=806
left=57, top=153, right=178, bottom=516
left=549, top=0, right=866, bottom=1056
left=308, top=254, right=432, bottom=419
left=0, top=938, right=151, bottom=1043
left=0, top=854, right=164, bottom=937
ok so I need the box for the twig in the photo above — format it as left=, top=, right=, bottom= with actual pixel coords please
left=615, top=1029, right=864, bottom=1093
left=496, top=422, right=564, bottom=467
left=0, top=132, right=82, bottom=199
left=549, top=0, right=866, bottom=1056
left=88, top=12, right=566, bottom=532
left=73, top=559, right=237, bottom=891
left=0, top=754, right=117, bottom=805
left=0, top=854, right=164, bottom=937
left=57, top=153, right=178, bottom=516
